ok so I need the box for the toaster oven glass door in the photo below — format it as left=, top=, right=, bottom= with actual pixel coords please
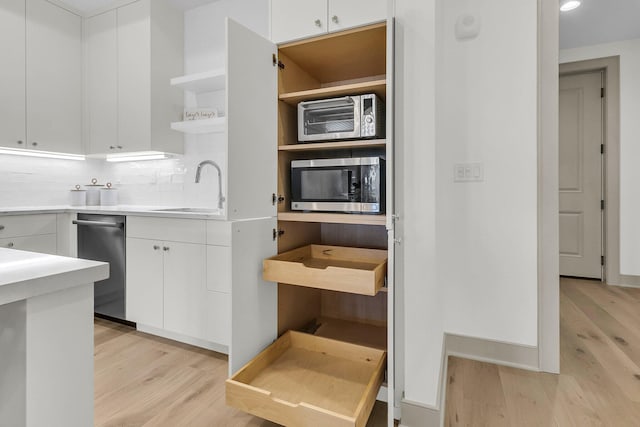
left=299, top=97, right=361, bottom=141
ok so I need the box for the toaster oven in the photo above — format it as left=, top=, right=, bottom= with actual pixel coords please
left=297, top=94, right=385, bottom=142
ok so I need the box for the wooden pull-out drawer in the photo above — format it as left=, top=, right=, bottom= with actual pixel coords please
left=263, top=245, right=387, bottom=296
left=226, top=331, right=385, bottom=427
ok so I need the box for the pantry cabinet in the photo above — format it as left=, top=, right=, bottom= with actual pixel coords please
left=26, top=0, right=82, bottom=154
left=0, top=0, right=26, bottom=150
left=226, top=17, right=397, bottom=427
left=83, top=0, right=184, bottom=155
left=270, top=0, right=387, bottom=43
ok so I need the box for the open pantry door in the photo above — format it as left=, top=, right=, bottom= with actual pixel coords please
left=225, top=19, right=278, bottom=374
left=225, top=18, right=278, bottom=221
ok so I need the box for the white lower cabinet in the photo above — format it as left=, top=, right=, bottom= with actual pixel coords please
left=0, top=214, right=57, bottom=255
left=126, top=238, right=164, bottom=329
left=126, top=216, right=231, bottom=349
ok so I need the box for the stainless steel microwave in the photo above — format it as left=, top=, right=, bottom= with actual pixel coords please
left=291, top=157, right=385, bottom=214
left=297, top=94, right=385, bottom=142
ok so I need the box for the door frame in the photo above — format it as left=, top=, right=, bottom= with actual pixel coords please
left=537, top=0, right=622, bottom=372
left=559, top=57, right=620, bottom=285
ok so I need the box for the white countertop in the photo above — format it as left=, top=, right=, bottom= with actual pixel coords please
left=0, top=205, right=226, bottom=220
left=0, top=247, right=109, bottom=306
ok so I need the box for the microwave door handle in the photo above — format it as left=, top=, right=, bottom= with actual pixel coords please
left=300, top=97, right=354, bottom=110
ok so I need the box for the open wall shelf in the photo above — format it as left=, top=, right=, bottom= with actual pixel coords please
left=170, top=117, right=226, bottom=134
left=170, top=68, right=225, bottom=92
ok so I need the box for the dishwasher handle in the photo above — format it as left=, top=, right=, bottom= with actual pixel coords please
left=72, top=219, right=124, bottom=228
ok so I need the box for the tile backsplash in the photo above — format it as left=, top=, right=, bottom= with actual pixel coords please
left=0, top=137, right=226, bottom=209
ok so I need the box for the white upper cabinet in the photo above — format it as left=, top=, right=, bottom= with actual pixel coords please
left=26, top=0, right=82, bottom=154
left=84, top=0, right=184, bottom=155
left=0, top=0, right=26, bottom=150
left=270, top=0, right=387, bottom=43
left=84, top=10, right=118, bottom=154
left=327, top=0, right=387, bottom=32
left=270, top=0, right=327, bottom=44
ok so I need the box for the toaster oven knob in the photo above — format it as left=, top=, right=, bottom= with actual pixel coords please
left=365, top=116, right=373, bottom=123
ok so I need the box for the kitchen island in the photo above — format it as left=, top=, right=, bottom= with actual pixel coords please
left=0, top=248, right=108, bottom=427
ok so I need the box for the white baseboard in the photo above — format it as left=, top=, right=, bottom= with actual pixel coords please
left=615, top=275, right=640, bottom=288
left=136, top=324, right=229, bottom=355
left=399, top=333, right=539, bottom=427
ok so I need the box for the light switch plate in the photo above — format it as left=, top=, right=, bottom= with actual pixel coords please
left=454, top=163, right=483, bottom=182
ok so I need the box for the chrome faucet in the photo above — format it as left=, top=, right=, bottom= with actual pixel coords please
left=195, top=160, right=225, bottom=209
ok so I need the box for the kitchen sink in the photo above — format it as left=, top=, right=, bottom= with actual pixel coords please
left=152, top=208, right=221, bottom=214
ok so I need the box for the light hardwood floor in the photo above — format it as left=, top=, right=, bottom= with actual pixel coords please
left=94, top=319, right=388, bottom=426
left=445, top=277, right=640, bottom=426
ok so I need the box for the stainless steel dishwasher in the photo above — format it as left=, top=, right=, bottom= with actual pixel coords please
left=74, top=214, right=127, bottom=322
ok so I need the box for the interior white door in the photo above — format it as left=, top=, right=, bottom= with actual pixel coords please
left=559, top=71, right=603, bottom=279
left=85, top=10, right=118, bottom=154
left=226, top=18, right=278, bottom=220
left=0, top=0, right=26, bottom=149
left=327, top=0, right=387, bottom=32
left=26, top=0, right=82, bottom=154
left=270, top=0, right=327, bottom=43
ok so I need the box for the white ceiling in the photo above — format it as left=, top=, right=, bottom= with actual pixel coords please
left=560, top=0, right=640, bottom=49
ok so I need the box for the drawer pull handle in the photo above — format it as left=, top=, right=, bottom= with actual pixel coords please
left=17, top=140, right=23, bottom=145
left=7, top=242, right=14, bottom=248
left=163, top=246, right=170, bottom=251
left=153, top=245, right=160, bottom=250
left=32, top=141, right=38, bottom=147
left=0, top=225, right=4, bottom=231
left=332, top=15, right=339, bottom=24
left=314, top=19, right=322, bottom=27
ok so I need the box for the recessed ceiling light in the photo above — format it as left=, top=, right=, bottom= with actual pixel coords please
left=560, top=0, right=581, bottom=12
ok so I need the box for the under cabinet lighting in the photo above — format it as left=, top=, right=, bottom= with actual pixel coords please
left=0, top=147, right=85, bottom=161
left=106, top=152, right=170, bottom=162
left=560, top=0, right=581, bottom=11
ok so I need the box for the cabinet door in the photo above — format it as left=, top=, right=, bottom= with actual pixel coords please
left=270, top=0, right=327, bottom=43
left=0, top=234, right=57, bottom=255
left=117, top=0, right=151, bottom=153
left=226, top=19, right=278, bottom=220
left=328, top=0, right=387, bottom=32
left=0, top=0, right=26, bottom=149
left=126, top=238, right=164, bottom=328
left=203, top=291, right=230, bottom=345
left=163, top=242, right=207, bottom=340
left=26, top=0, right=82, bottom=154
left=85, top=10, right=118, bottom=155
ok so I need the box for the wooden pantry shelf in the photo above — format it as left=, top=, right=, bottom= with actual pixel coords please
left=170, top=117, right=226, bottom=134
left=170, top=68, right=225, bottom=92
left=313, top=317, right=386, bottom=350
left=278, top=139, right=386, bottom=152
left=278, top=211, right=386, bottom=226
left=263, top=245, right=387, bottom=296
left=279, top=79, right=386, bottom=105
left=226, top=331, right=385, bottom=427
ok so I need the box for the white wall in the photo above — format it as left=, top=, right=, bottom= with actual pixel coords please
left=560, top=39, right=640, bottom=276
left=438, top=0, right=539, bottom=346
left=395, top=0, right=442, bottom=407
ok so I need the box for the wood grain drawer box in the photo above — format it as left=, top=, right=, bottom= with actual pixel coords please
left=262, top=245, right=387, bottom=296
left=226, top=331, right=386, bottom=427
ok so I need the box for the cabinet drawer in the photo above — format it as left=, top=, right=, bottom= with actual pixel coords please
left=0, top=214, right=57, bottom=238
left=263, top=245, right=387, bottom=296
left=226, top=331, right=385, bottom=427
left=206, top=220, right=232, bottom=246
left=0, top=234, right=57, bottom=255
left=127, top=216, right=206, bottom=244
